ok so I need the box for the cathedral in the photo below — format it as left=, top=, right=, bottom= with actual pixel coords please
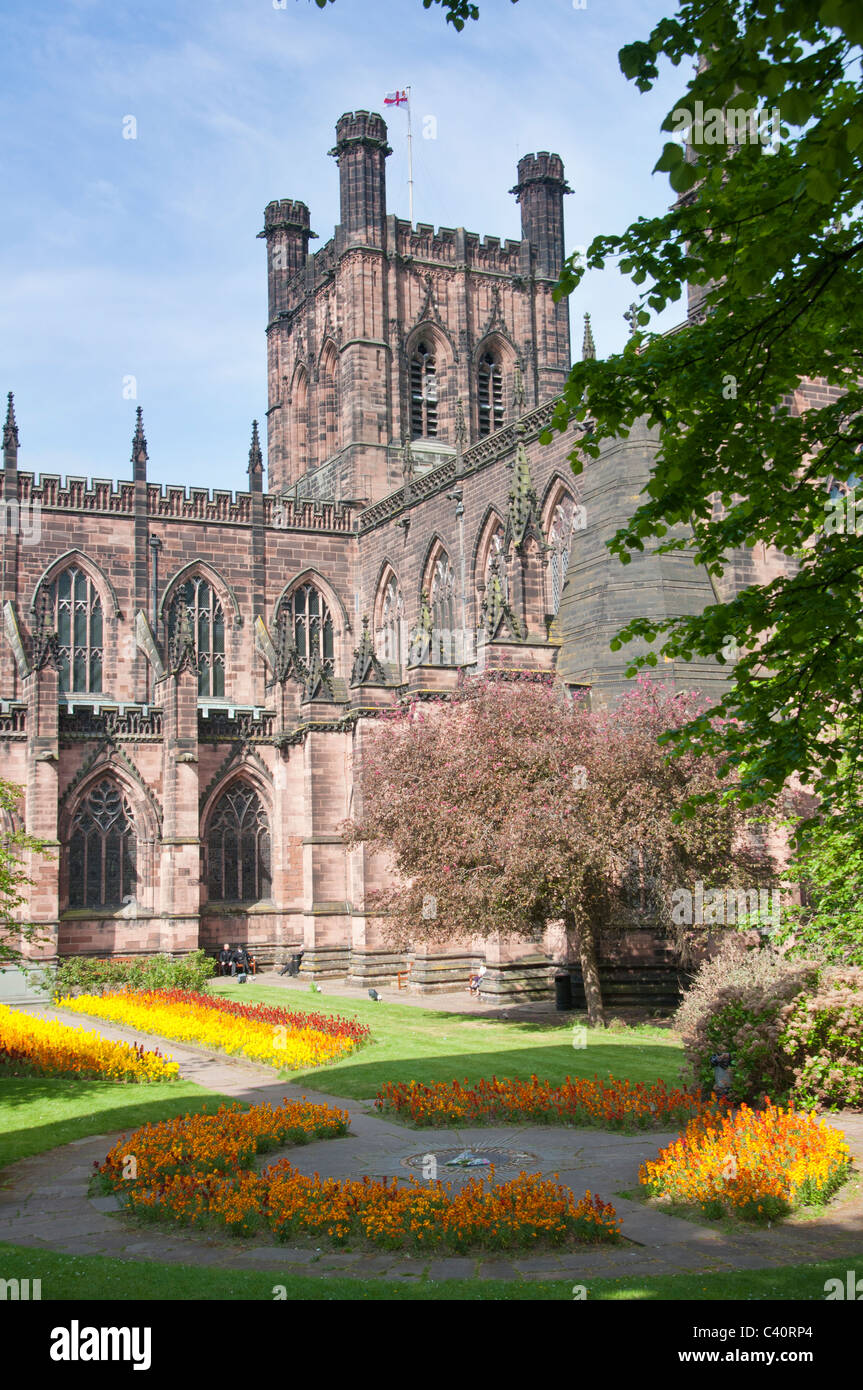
left=1, top=111, right=805, bottom=1003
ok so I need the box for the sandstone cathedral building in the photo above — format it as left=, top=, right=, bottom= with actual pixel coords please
left=1, top=111, right=806, bottom=1002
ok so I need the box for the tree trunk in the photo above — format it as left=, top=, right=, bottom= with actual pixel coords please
left=568, top=907, right=605, bottom=1029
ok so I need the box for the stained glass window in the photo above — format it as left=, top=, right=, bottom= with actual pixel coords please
left=282, top=582, right=334, bottom=669
left=430, top=553, right=455, bottom=662
left=69, top=779, right=136, bottom=910
left=168, top=577, right=225, bottom=697
left=380, top=574, right=404, bottom=664
left=206, top=783, right=272, bottom=903
left=47, top=567, right=103, bottom=694
left=548, top=497, right=579, bottom=614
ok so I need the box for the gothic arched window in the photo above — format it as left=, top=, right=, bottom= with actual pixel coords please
left=167, top=577, right=225, bottom=697
left=292, top=365, right=308, bottom=473
left=410, top=341, right=437, bottom=439
left=430, top=553, right=455, bottom=662
left=282, top=582, right=334, bottom=669
left=484, top=524, right=507, bottom=594
left=319, top=347, right=339, bottom=460
left=69, top=779, right=137, bottom=910
left=379, top=574, right=404, bottom=665
left=478, top=352, right=504, bottom=437
left=206, top=783, right=272, bottom=904
left=46, top=566, right=103, bottom=695
left=548, top=496, right=579, bottom=615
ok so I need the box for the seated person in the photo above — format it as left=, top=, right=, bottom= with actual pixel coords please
left=218, top=943, right=233, bottom=976
left=278, top=949, right=304, bottom=977
left=232, top=946, right=250, bottom=977
left=469, top=963, right=487, bottom=996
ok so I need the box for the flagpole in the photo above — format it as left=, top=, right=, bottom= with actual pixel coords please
left=406, top=85, right=414, bottom=226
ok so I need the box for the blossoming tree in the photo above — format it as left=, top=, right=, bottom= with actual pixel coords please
left=345, top=675, right=768, bottom=1026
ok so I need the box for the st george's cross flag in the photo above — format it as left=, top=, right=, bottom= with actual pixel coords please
left=384, top=90, right=408, bottom=106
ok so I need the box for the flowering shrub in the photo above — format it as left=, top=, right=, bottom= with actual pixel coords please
left=59, top=989, right=365, bottom=1071
left=780, top=967, right=863, bottom=1109
left=675, top=939, right=819, bottom=1102
left=639, top=1100, right=850, bottom=1222
left=96, top=1101, right=621, bottom=1250
left=50, top=950, right=216, bottom=997
left=374, top=1074, right=726, bottom=1130
left=0, top=1002, right=179, bottom=1082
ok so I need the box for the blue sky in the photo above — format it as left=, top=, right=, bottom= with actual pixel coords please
left=0, top=0, right=687, bottom=489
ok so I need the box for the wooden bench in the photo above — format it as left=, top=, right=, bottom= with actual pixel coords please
left=397, top=964, right=412, bottom=990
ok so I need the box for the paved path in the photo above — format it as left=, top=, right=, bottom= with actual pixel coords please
left=1, top=1004, right=861, bottom=1285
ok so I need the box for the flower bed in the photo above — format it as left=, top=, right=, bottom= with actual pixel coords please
left=375, top=1074, right=727, bottom=1130
left=639, top=1099, right=851, bottom=1222
left=0, top=1002, right=179, bottom=1082
left=95, top=1100, right=621, bottom=1251
left=59, top=989, right=366, bottom=1071
left=179, top=991, right=370, bottom=1044
left=97, top=1098, right=349, bottom=1185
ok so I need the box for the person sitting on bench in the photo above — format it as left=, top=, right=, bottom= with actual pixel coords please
left=469, top=963, right=487, bottom=996
left=218, top=943, right=233, bottom=976
left=232, top=946, right=251, bottom=978
left=279, top=950, right=304, bottom=977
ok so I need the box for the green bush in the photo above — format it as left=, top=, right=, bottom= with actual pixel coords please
left=50, top=950, right=216, bottom=998
left=674, top=938, right=819, bottom=1103
left=780, top=967, right=863, bottom=1109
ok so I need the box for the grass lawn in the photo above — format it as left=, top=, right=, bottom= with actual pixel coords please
left=0, top=1077, right=235, bottom=1171
left=0, top=1240, right=858, bottom=1300
left=208, top=979, right=685, bottom=1101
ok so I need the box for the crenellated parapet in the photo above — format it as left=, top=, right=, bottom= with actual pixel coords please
left=16, top=473, right=357, bottom=532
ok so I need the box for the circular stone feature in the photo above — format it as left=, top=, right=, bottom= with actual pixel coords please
left=402, top=1147, right=539, bottom=1172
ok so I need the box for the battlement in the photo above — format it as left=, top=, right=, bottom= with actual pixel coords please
left=263, top=199, right=312, bottom=232
left=16, top=473, right=355, bottom=531
left=333, top=110, right=391, bottom=151
left=513, top=151, right=569, bottom=189
left=393, top=219, right=524, bottom=269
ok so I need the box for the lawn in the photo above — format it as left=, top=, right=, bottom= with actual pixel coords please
left=207, top=978, right=685, bottom=1101
left=0, top=1077, right=235, bottom=1171
left=0, top=1240, right=857, bottom=1301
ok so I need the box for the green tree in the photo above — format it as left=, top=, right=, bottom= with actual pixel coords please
left=0, top=779, right=53, bottom=968
left=539, top=1, right=863, bottom=825
left=775, top=812, right=863, bottom=966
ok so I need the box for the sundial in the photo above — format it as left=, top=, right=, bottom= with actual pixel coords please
left=402, top=1146, right=539, bottom=1173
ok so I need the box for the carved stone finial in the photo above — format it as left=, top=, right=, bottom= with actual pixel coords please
left=401, top=436, right=415, bottom=484
left=582, top=312, right=596, bottom=361
left=302, top=628, right=335, bottom=701
left=31, top=592, right=62, bottom=673
left=248, top=419, right=264, bottom=476
left=131, top=406, right=148, bottom=466
left=351, top=615, right=387, bottom=686
left=512, top=362, right=527, bottom=416
left=3, top=392, right=19, bottom=455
